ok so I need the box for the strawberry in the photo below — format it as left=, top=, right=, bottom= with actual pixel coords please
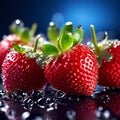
left=40, top=22, right=98, bottom=96
left=0, top=34, right=22, bottom=72
left=0, top=20, right=37, bottom=72
left=2, top=38, right=46, bottom=93
left=90, top=25, right=120, bottom=87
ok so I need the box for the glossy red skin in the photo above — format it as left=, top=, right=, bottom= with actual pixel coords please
left=45, top=44, right=98, bottom=96
left=2, top=51, right=46, bottom=92
left=98, top=41, right=120, bottom=87
left=0, top=34, right=21, bottom=72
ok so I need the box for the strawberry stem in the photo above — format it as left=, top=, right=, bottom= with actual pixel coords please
left=30, top=23, right=37, bottom=38
left=33, top=36, right=39, bottom=52
left=90, top=25, right=100, bottom=54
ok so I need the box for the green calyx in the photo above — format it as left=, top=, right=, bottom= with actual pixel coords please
left=12, top=36, right=50, bottom=68
left=90, top=25, right=113, bottom=65
left=9, top=20, right=37, bottom=44
left=42, top=22, right=84, bottom=57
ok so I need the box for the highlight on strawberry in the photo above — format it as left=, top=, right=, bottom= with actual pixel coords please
left=90, top=25, right=120, bottom=88
left=38, top=22, right=98, bottom=96
left=0, top=19, right=37, bottom=72
left=2, top=36, right=46, bottom=93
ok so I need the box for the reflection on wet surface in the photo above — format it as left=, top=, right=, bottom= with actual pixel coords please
left=0, top=75, right=120, bottom=120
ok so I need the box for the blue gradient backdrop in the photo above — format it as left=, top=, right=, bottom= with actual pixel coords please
left=0, top=0, right=120, bottom=41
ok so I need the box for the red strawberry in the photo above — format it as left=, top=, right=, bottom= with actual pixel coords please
left=90, top=25, right=120, bottom=87
left=99, top=41, right=120, bottom=87
left=0, top=34, right=21, bottom=72
left=0, top=20, right=37, bottom=72
left=2, top=42, right=46, bottom=93
left=44, top=44, right=98, bottom=96
left=41, top=22, right=98, bottom=96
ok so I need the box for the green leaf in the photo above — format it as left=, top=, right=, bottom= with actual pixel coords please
left=59, top=32, right=73, bottom=52
left=41, top=44, right=59, bottom=56
left=12, top=43, right=27, bottom=53
left=47, top=22, right=60, bottom=43
left=20, top=28, right=30, bottom=43
left=9, top=23, right=20, bottom=34
left=9, top=23, right=33, bottom=44
left=9, top=23, right=25, bottom=35
left=100, top=51, right=113, bottom=61
left=73, top=27, right=84, bottom=46
left=61, top=22, right=73, bottom=36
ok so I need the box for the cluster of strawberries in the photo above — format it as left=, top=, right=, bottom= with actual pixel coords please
left=0, top=20, right=120, bottom=96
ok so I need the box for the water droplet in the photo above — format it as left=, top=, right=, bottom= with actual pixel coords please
left=8, top=110, right=16, bottom=120
left=21, top=112, right=30, bottom=120
left=49, top=22, right=55, bottom=26
left=22, top=98, right=34, bottom=110
left=46, top=97, right=55, bottom=104
left=66, top=109, right=76, bottom=120
left=96, top=109, right=101, bottom=118
left=10, top=90, right=28, bottom=104
left=32, top=90, right=43, bottom=103
left=21, top=112, right=43, bottom=120
left=0, top=101, right=5, bottom=108
left=66, top=21, right=72, bottom=25
left=46, top=107, right=54, bottom=112
left=0, top=102, right=9, bottom=112
left=78, top=25, right=82, bottom=29
left=34, top=116, right=43, bottom=120
left=37, top=97, right=46, bottom=108
left=0, top=90, right=6, bottom=100
left=55, top=90, right=65, bottom=99
left=96, top=107, right=111, bottom=120
left=14, top=19, right=24, bottom=27
left=101, top=94, right=110, bottom=103
left=98, top=106, right=103, bottom=111
left=103, top=110, right=110, bottom=119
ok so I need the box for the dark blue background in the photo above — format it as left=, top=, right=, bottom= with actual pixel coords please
left=0, top=0, right=120, bottom=41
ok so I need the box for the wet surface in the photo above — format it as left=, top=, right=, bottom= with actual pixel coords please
left=0, top=75, right=120, bottom=120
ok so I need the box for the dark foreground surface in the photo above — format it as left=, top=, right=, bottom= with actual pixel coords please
left=0, top=76, right=120, bottom=120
